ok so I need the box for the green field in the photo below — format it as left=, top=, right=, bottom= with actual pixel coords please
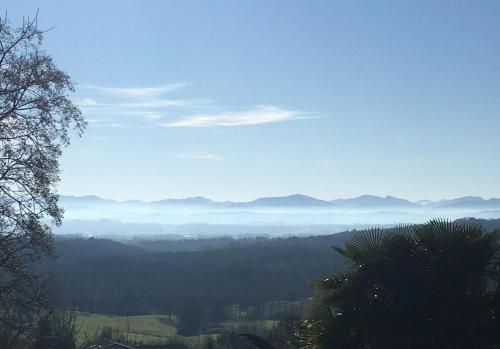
left=219, top=319, right=278, bottom=332
left=75, top=312, right=177, bottom=345
left=75, top=312, right=278, bottom=347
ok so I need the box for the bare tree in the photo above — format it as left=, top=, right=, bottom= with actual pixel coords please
left=0, top=12, right=85, bottom=340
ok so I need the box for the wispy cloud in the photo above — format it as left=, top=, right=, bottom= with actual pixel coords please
left=177, top=152, right=224, bottom=161
left=77, top=99, right=212, bottom=117
left=78, top=98, right=99, bottom=106
left=163, top=105, right=313, bottom=127
left=80, top=82, right=189, bottom=98
left=93, top=98, right=212, bottom=109
left=76, top=83, right=316, bottom=129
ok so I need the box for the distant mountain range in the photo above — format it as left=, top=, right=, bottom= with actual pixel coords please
left=431, top=196, right=500, bottom=209
left=59, top=194, right=500, bottom=210
left=230, top=194, right=332, bottom=208
left=153, top=196, right=216, bottom=206
left=330, top=195, right=417, bottom=208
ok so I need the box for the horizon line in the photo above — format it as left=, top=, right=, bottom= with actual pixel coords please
left=57, top=193, right=498, bottom=204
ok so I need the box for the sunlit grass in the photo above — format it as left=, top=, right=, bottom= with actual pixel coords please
left=75, top=312, right=177, bottom=345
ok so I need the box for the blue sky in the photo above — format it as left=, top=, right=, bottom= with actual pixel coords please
left=5, top=0, right=500, bottom=201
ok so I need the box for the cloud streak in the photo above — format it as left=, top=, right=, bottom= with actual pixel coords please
left=80, top=82, right=189, bottom=97
left=77, top=99, right=213, bottom=114
left=177, top=152, right=224, bottom=160
left=77, top=83, right=316, bottom=129
left=164, top=105, right=313, bottom=127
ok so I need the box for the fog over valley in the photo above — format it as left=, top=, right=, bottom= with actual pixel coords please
left=55, top=194, right=500, bottom=238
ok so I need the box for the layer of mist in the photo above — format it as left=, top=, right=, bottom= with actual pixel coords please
left=55, top=194, right=500, bottom=238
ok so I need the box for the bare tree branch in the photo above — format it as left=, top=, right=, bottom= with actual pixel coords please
left=0, top=13, right=85, bottom=342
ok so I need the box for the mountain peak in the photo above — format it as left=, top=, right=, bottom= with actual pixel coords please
left=331, top=195, right=417, bottom=208
left=155, top=196, right=215, bottom=205
left=231, top=194, right=332, bottom=208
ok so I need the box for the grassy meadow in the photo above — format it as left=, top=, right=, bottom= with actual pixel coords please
left=74, top=312, right=278, bottom=347
left=75, top=313, right=177, bottom=344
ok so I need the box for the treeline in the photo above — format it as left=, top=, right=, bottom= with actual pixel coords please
left=48, top=217, right=500, bottom=318
left=48, top=232, right=357, bottom=316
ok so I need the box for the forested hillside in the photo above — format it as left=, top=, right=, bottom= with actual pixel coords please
left=49, top=231, right=356, bottom=315
left=49, top=218, right=500, bottom=316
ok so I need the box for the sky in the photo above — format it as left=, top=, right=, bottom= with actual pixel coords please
left=5, top=0, right=500, bottom=202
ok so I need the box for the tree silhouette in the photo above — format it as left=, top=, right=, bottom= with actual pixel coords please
left=0, top=13, right=85, bottom=340
left=31, top=312, right=78, bottom=349
left=302, top=220, right=500, bottom=348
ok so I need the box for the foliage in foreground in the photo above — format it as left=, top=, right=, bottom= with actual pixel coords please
left=303, top=220, right=500, bottom=348
left=32, top=312, right=78, bottom=349
left=0, top=12, right=85, bottom=342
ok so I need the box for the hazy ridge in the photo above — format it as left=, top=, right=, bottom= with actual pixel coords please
left=60, top=193, right=500, bottom=209
left=55, top=194, right=500, bottom=237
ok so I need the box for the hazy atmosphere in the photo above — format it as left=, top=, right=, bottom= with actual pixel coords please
left=2, top=2, right=500, bottom=349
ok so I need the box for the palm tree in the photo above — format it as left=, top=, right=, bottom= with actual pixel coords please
left=302, top=220, right=500, bottom=349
